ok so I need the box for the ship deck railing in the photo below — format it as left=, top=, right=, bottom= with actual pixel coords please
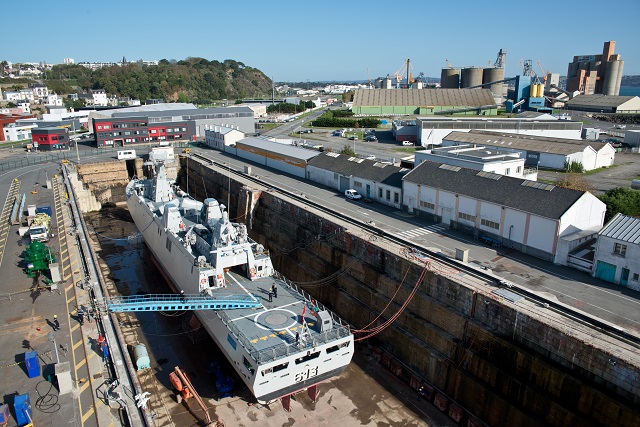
left=216, top=272, right=354, bottom=364
left=217, top=310, right=352, bottom=364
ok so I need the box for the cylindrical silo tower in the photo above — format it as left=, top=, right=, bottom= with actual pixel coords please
left=603, top=61, right=620, bottom=95
left=381, top=77, right=393, bottom=89
left=461, top=67, right=484, bottom=88
left=614, top=60, right=624, bottom=96
left=440, top=68, right=460, bottom=88
left=483, top=67, right=504, bottom=95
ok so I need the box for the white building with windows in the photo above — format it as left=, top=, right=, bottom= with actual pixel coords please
left=402, top=160, right=606, bottom=263
left=31, top=85, right=49, bottom=99
left=45, top=94, right=63, bottom=106
left=2, top=122, right=37, bottom=142
left=592, top=214, right=640, bottom=290
left=204, top=125, right=244, bottom=150
left=414, top=145, right=537, bottom=180
left=441, top=131, right=616, bottom=171
left=306, top=152, right=408, bottom=208
left=92, top=89, right=108, bottom=107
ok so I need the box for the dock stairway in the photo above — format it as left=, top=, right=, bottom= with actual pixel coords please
left=100, top=293, right=262, bottom=312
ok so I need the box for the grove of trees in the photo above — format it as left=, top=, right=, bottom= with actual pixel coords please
left=599, top=187, right=640, bottom=222
left=42, top=58, right=272, bottom=103
left=312, top=110, right=380, bottom=128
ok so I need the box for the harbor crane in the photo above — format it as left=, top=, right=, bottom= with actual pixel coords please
left=393, top=59, right=414, bottom=88
left=494, top=48, right=507, bottom=68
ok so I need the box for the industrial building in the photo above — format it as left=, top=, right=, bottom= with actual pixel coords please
left=592, top=214, right=640, bottom=290
left=441, top=131, right=615, bottom=171
left=624, top=130, right=640, bottom=148
left=414, top=146, right=537, bottom=180
left=416, top=113, right=583, bottom=147
left=93, top=116, right=196, bottom=147
left=306, top=152, right=407, bottom=208
left=31, top=127, right=69, bottom=151
left=565, top=95, right=640, bottom=114
left=225, top=137, right=320, bottom=179
left=440, top=49, right=507, bottom=99
left=402, top=160, right=606, bottom=263
left=0, top=112, right=36, bottom=141
left=89, top=103, right=255, bottom=137
left=351, top=89, right=496, bottom=116
left=566, top=41, right=624, bottom=96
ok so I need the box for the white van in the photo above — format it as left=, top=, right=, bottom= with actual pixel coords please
left=117, top=150, right=136, bottom=160
left=402, top=141, right=414, bottom=146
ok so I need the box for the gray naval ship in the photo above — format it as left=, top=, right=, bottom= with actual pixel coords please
left=125, top=161, right=354, bottom=403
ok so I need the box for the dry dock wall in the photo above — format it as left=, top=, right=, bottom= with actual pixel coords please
left=175, top=157, right=639, bottom=427
left=77, top=156, right=639, bottom=427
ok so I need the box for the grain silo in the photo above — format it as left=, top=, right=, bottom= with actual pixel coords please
left=603, top=61, right=620, bottom=95
left=614, top=61, right=624, bottom=95
left=440, top=68, right=460, bottom=88
left=461, top=67, right=484, bottom=88
left=482, top=67, right=504, bottom=95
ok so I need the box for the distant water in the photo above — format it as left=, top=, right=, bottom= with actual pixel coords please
left=619, top=86, right=640, bottom=96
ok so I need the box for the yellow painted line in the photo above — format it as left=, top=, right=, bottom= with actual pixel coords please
left=259, top=336, right=268, bottom=341
left=72, top=340, right=83, bottom=350
left=67, top=296, right=76, bottom=304
left=81, top=407, right=95, bottom=423
left=76, top=358, right=86, bottom=369
left=79, top=380, right=91, bottom=393
left=66, top=284, right=74, bottom=291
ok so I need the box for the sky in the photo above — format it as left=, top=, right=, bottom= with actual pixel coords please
left=4, top=0, right=639, bottom=82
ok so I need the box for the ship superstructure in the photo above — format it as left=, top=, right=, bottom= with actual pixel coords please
left=125, top=162, right=354, bottom=403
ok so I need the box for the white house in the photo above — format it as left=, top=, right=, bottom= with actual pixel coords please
left=45, top=94, right=63, bottom=106
left=3, top=91, right=21, bottom=102
left=402, top=160, right=606, bottom=263
left=441, top=131, right=616, bottom=171
left=306, top=152, right=407, bottom=208
left=592, top=214, right=640, bottom=291
left=31, top=85, right=49, bottom=99
left=204, top=125, right=245, bottom=150
left=92, top=89, right=108, bottom=107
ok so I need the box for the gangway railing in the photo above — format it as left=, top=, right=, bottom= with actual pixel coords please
left=102, top=293, right=262, bottom=312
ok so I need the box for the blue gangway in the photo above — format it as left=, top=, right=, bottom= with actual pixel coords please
left=103, top=293, right=262, bottom=312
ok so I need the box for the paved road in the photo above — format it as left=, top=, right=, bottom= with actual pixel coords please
left=191, top=147, right=640, bottom=336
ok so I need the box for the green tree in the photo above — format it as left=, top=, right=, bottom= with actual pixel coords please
left=7, top=102, right=16, bottom=108
left=599, top=187, right=640, bottom=223
left=340, top=144, right=356, bottom=156
left=177, top=92, right=190, bottom=103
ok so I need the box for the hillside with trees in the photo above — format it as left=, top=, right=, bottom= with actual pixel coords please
left=43, top=58, right=272, bottom=103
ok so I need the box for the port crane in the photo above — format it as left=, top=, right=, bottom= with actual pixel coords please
left=393, top=59, right=414, bottom=88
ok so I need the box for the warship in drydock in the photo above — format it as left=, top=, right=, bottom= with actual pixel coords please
left=125, top=160, right=354, bottom=403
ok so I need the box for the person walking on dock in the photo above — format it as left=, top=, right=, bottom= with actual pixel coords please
left=271, top=283, right=278, bottom=299
left=77, top=309, right=84, bottom=326
left=53, top=315, right=60, bottom=331
left=268, top=290, right=273, bottom=302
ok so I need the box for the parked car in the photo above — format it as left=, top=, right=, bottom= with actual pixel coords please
left=402, top=141, right=414, bottom=146
left=364, top=155, right=376, bottom=161
left=348, top=136, right=358, bottom=141
left=365, top=135, right=377, bottom=141
left=345, top=189, right=362, bottom=200
left=332, top=131, right=341, bottom=136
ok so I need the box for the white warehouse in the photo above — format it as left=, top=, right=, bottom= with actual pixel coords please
left=592, top=214, right=640, bottom=291
left=306, top=152, right=407, bottom=208
left=416, top=113, right=583, bottom=147
left=441, top=131, right=615, bottom=171
left=402, top=160, right=606, bottom=263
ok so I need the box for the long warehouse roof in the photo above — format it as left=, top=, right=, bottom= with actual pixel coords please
left=353, top=89, right=496, bottom=107
left=444, top=131, right=610, bottom=155
left=566, top=94, right=639, bottom=108
left=403, top=160, right=586, bottom=220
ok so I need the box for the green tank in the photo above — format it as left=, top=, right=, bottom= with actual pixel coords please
left=24, top=241, right=55, bottom=278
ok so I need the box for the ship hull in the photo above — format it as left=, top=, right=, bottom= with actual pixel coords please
left=126, top=184, right=354, bottom=403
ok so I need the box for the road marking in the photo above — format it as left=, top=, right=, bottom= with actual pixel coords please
left=397, top=224, right=447, bottom=238
left=81, top=407, right=95, bottom=423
